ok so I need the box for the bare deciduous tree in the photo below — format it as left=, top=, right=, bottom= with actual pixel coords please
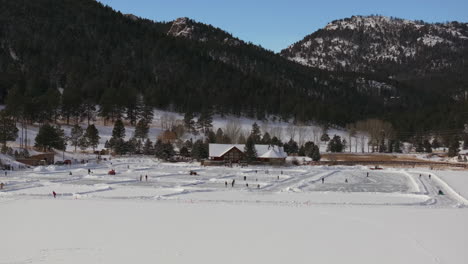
left=270, top=126, right=283, bottom=141
left=312, top=126, right=321, bottom=143
left=286, top=124, right=297, bottom=140
left=224, top=119, right=242, bottom=143
left=297, top=124, right=307, bottom=146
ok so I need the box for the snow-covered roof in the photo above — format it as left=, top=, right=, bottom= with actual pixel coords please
left=209, top=144, right=286, bottom=159
left=259, top=148, right=287, bottom=159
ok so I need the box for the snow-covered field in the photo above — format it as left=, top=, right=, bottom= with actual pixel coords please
left=1, top=157, right=468, bottom=263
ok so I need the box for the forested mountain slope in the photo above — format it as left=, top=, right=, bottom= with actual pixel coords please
left=0, top=1, right=465, bottom=135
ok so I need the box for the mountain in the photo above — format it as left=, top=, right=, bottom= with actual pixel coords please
left=0, top=2, right=465, bottom=135
left=281, top=15, right=468, bottom=79
left=281, top=15, right=468, bottom=133
left=0, top=0, right=407, bottom=127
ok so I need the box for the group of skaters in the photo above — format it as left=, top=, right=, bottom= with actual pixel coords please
left=419, top=174, right=432, bottom=179
left=225, top=175, right=260, bottom=189
left=139, top=175, right=148, bottom=182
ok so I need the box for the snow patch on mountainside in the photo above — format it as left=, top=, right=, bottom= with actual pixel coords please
left=417, top=35, right=450, bottom=47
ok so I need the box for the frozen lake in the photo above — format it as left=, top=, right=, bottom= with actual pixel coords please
left=1, top=157, right=468, bottom=263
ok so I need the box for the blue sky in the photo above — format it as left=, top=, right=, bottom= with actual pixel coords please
left=97, top=0, right=468, bottom=52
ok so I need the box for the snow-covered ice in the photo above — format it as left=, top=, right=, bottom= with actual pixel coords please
left=1, top=157, right=468, bottom=263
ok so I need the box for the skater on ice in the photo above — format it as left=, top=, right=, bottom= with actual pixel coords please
left=52, top=191, right=57, bottom=198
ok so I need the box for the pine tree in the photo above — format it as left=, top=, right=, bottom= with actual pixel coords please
left=415, top=138, right=424, bottom=153
left=393, top=140, right=403, bottom=153
left=0, top=111, right=19, bottom=147
left=244, top=136, right=257, bottom=162
left=250, top=123, right=261, bottom=143
left=81, top=101, right=96, bottom=125
left=112, top=119, right=126, bottom=139
left=69, top=124, right=84, bottom=152
left=215, top=128, right=224, bottom=143
left=448, top=137, right=460, bottom=157
left=423, top=139, right=432, bottom=153
left=35, top=124, right=66, bottom=151
left=154, top=139, right=163, bottom=159
left=271, top=136, right=282, bottom=146
left=143, top=139, right=154, bottom=155
left=43, top=87, right=61, bottom=122
left=126, top=137, right=138, bottom=155
left=431, top=138, right=441, bottom=149
left=184, top=112, right=196, bottom=134
left=298, top=145, right=305, bottom=156
left=327, top=135, right=344, bottom=153
left=284, top=138, right=299, bottom=154
left=112, top=139, right=126, bottom=155
left=197, top=109, right=213, bottom=133
left=179, top=146, right=190, bottom=157
left=320, top=133, right=330, bottom=142
left=109, top=119, right=126, bottom=153
left=207, top=130, right=216, bottom=143
left=84, top=124, right=100, bottom=151
left=78, top=136, right=89, bottom=151
left=61, top=86, right=82, bottom=125
left=222, top=134, right=232, bottom=144
left=262, top=132, right=272, bottom=145
left=303, top=141, right=316, bottom=158
left=463, top=133, right=468, bottom=150
left=134, top=119, right=150, bottom=140
left=140, top=104, right=154, bottom=123
left=191, top=139, right=208, bottom=161
left=311, top=145, right=321, bottom=161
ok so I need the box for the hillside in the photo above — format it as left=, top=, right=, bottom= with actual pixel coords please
left=281, top=15, right=468, bottom=132
left=0, top=0, right=408, bottom=127
left=0, top=2, right=466, bottom=135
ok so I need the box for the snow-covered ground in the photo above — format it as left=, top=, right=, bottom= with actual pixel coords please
left=1, top=157, right=468, bottom=263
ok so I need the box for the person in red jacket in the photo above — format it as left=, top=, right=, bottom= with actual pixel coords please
left=53, top=191, right=57, bottom=198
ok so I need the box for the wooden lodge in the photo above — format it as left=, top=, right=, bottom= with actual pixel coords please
left=208, top=144, right=287, bottom=165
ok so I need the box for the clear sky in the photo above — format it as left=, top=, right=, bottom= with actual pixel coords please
left=97, top=0, right=468, bottom=52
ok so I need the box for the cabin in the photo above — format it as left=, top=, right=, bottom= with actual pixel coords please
left=208, top=144, right=287, bottom=164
